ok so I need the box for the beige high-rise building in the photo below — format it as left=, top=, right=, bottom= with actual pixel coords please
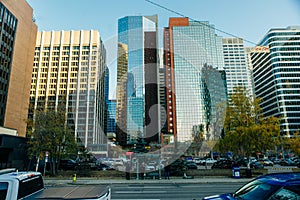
left=30, top=30, right=107, bottom=154
left=0, top=0, right=37, bottom=137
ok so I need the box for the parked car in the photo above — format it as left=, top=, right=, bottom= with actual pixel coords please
left=271, top=157, right=281, bottom=165
left=292, top=158, right=300, bottom=165
left=202, top=172, right=300, bottom=199
left=279, top=159, right=296, bottom=166
left=250, top=161, right=264, bottom=169
left=234, top=158, right=264, bottom=169
left=205, top=158, right=217, bottom=165
left=199, top=158, right=207, bottom=165
left=186, top=162, right=198, bottom=169
left=211, top=160, right=233, bottom=169
left=260, top=158, right=274, bottom=166
left=169, top=159, right=185, bottom=176
left=98, top=163, right=115, bottom=170
left=0, top=168, right=111, bottom=200
left=59, top=159, right=78, bottom=171
left=193, top=157, right=205, bottom=165
left=145, top=164, right=156, bottom=171
left=112, top=159, right=124, bottom=167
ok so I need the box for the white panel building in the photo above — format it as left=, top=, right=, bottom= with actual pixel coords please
left=30, top=30, right=107, bottom=154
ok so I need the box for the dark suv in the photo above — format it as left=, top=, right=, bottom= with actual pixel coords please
left=59, top=159, right=78, bottom=171
left=211, top=159, right=233, bottom=169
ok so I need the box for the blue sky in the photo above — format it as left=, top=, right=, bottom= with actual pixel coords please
left=26, top=0, right=300, bottom=98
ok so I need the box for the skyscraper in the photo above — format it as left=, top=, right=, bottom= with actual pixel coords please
left=251, top=26, right=300, bottom=136
left=30, top=30, right=107, bottom=154
left=104, top=66, right=116, bottom=138
left=116, top=15, right=159, bottom=146
left=164, top=18, right=227, bottom=143
left=0, top=0, right=37, bottom=136
left=222, top=38, right=254, bottom=99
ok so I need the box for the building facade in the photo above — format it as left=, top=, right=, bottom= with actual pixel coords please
left=222, top=38, right=254, bottom=99
left=251, top=26, right=300, bottom=136
left=0, top=0, right=37, bottom=137
left=30, top=30, right=107, bottom=154
left=106, top=99, right=116, bottom=135
left=163, top=18, right=227, bottom=143
left=104, top=65, right=116, bottom=138
left=116, top=15, right=159, bottom=146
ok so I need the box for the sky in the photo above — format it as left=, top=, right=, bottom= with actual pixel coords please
left=26, top=0, right=300, bottom=99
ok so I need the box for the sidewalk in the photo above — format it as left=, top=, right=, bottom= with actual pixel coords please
left=44, top=176, right=252, bottom=186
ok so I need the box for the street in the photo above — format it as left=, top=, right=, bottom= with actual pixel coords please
left=111, top=182, right=245, bottom=200
left=43, top=165, right=298, bottom=200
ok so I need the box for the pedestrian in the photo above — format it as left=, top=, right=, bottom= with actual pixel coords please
left=164, top=162, right=170, bottom=180
left=125, top=161, right=131, bottom=180
left=139, top=162, right=145, bottom=180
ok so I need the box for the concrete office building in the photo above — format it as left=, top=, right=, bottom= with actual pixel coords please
left=0, top=0, right=37, bottom=137
left=222, top=38, right=254, bottom=99
left=244, top=47, right=255, bottom=97
left=30, top=30, right=107, bottom=154
left=163, top=18, right=227, bottom=143
left=251, top=26, right=300, bottom=136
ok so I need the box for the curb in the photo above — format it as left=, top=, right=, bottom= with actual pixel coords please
left=44, top=177, right=252, bottom=186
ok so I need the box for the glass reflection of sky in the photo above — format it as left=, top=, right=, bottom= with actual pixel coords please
left=117, top=16, right=157, bottom=139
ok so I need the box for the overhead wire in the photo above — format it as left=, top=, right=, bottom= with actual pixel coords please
left=145, top=0, right=259, bottom=46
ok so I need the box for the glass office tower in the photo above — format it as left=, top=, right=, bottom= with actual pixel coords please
left=164, top=18, right=227, bottom=143
left=116, top=15, right=159, bottom=146
left=251, top=26, right=300, bottom=136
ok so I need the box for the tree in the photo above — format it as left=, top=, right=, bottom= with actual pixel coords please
left=27, top=108, right=77, bottom=176
left=282, top=131, right=300, bottom=156
left=214, top=87, right=280, bottom=158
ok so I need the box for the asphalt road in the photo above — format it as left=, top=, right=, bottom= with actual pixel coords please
left=111, top=182, right=245, bottom=200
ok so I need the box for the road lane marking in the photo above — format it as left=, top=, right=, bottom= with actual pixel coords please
left=115, top=191, right=167, bottom=194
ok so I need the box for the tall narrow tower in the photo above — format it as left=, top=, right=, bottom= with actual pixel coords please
left=116, top=15, right=159, bottom=146
left=222, top=38, right=254, bottom=99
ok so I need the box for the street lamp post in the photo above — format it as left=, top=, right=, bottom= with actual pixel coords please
left=159, top=148, right=162, bottom=179
left=136, top=157, right=139, bottom=180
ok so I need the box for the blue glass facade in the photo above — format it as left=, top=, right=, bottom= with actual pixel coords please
left=116, top=15, right=158, bottom=145
left=106, top=100, right=116, bottom=134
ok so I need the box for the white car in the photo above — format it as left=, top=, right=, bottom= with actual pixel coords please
left=193, top=158, right=205, bottom=165
left=205, top=158, right=217, bottom=164
left=113, top=159, right=124, bottom=167
left=145, top=165, right=156, bottom=171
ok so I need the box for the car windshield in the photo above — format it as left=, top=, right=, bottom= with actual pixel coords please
left=234, top=179, right=280, bottom=200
